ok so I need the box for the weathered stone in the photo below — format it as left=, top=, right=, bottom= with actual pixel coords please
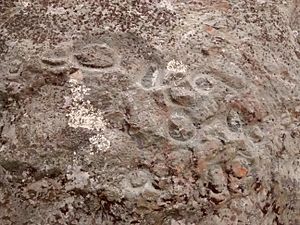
left=0, top=0, right=299, bottom=224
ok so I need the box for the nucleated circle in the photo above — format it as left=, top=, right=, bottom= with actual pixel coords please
left=192, top=74, right=216, bottom=94
left=226, top=110, right=243, bottom=132
left=41, top=47, right=69, bottom=66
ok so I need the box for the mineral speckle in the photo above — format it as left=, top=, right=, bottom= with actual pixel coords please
left=0, top=0, right=300, bottom=225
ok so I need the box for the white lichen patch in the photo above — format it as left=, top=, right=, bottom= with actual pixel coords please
left=167, top=59, right=187, bottom=73
left=66, top=77, right=110, bottom=153
left=67, top=79, right=105, bottom=131
left=88, top=133, right=111, bottom=153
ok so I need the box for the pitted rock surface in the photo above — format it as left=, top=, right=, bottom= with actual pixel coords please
left=0, top=0, right=299, bottom=225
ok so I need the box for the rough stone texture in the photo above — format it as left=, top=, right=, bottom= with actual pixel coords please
left=0, top=0, right=299, bottom=224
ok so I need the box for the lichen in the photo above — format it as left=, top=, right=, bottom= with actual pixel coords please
left=67, top=77, right=110, bottom=153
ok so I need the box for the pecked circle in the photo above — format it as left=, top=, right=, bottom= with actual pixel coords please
left=74, top=44, right=115, bottom=69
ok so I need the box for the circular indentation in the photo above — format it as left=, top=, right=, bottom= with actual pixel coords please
left=195, top=77, right=213, bottom=91
left=167, top=81, right=195, bottom=107
left=207, top=166, right=227, bottom=193
left=74, top=44, right=115, bottom=69
left=41, top=48, right=68, bottom=66
left=168, top=112, right=195, bottom=142
left=141, top=65, right=159, bottom=89
left=41, top=58, right=66, bottom=66
left=192, top=74, right=216, bottom=94
left=226, top=110, right=243, bottom=132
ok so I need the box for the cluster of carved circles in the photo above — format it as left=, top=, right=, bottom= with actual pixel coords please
left=40, top=41, right=120, bottom=74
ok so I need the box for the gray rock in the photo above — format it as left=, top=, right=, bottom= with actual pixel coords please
left=0, top=0, right=299, bottom=224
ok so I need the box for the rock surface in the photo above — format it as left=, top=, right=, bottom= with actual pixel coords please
left=0, top=0, right=299, bottom=224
